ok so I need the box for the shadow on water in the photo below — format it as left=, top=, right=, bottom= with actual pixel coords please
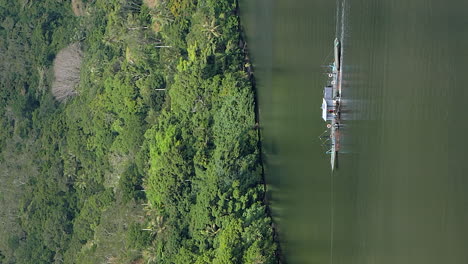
left=240, top=0, right=338, bottom=262
left=242, top=0, right=468, bottom=263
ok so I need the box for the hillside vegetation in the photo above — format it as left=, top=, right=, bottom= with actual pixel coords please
left=0, top=0, right=278, bottom=263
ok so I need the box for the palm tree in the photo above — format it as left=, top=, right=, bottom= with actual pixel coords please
left=202, top=19, right=222, bottom=40
left=142, top=247, right=158, bottom=264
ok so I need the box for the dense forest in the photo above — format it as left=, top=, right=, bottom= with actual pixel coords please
left=0, top=0, right=278, bottom=263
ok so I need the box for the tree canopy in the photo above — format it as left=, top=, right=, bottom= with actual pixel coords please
left=0, top=0, right=279, bottom=263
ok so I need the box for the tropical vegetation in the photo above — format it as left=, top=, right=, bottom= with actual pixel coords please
left=0, top=0, right=278, bottom=263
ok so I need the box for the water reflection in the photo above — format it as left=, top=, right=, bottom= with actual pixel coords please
left=241, top=0, right=468, bottom=263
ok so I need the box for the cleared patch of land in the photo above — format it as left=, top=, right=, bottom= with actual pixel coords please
left=71, top=0, right=85, bottom=16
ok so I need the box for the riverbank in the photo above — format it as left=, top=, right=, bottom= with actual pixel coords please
left=237, top=2, right=285, bottom=262
left=0, top=0, right=282, bottom=263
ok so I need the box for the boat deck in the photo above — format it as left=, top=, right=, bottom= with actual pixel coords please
left=329, top=39, right=342, bottom=171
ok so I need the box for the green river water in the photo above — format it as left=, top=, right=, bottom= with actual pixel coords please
left=239, top=0, right=468, bottom=263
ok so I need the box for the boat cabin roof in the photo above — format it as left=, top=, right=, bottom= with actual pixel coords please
left=321, top=86, right=335, bottom=121
left=324, top=86, right=333, bottom=100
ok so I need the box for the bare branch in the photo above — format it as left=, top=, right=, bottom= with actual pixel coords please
left=51, top=43, right=83, bottom=102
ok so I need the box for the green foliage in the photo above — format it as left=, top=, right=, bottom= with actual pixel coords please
left=140, top=0, right=278, bottom=263
left=72, top=189, right=114, bottom=243
left=119, top=163, right=145, bottom=202
left=6, top=236, right=19, bottom=251
left=71, top=201, right=145, bottom=264
left=0, top=0, right=279, bottom=263
left=127, top=223, right=152, bottom=249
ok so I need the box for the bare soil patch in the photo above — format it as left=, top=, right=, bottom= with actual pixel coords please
left=143, top=0, right=160, bottom=9
left=71, top=0, right=85, bottom=16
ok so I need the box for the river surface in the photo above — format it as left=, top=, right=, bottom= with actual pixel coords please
left=239, top=1, right=468, bottom=263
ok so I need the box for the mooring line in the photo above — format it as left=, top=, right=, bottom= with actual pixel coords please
left=329, top=168, right=335, bottom=264
left=335, top=0, right=340, bottom=38
left=330, top=0, right=347, bottom=262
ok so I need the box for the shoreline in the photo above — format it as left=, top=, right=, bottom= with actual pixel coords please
left=236, top=1, right=285, bottom=263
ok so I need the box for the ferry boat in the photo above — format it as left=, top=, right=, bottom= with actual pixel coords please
left=321, top=38, right=342, bottom=170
